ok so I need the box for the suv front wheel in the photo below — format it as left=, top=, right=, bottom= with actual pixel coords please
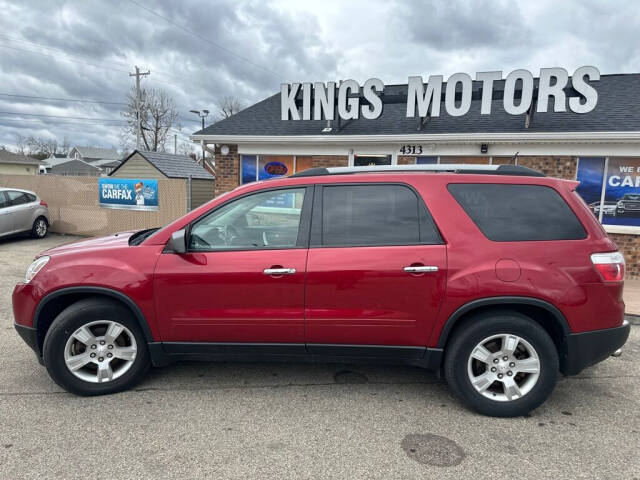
left=444, top=311, right=559, bottom=417
left=43, top=298, right=150, bottom=395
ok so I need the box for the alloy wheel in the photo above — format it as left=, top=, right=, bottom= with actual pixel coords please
left=467, top=333, right=540, bottom=402
left=63, top=320, right=137, bottom=383
left=36, top=219, right=47, bottom=237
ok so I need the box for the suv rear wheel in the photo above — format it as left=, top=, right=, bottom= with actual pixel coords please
left=444, top=311, right=559, bottom=417
left=43, top=298, right=150, bottom=395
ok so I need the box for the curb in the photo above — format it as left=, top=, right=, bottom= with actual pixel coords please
left=625, top=314, right=640, bottom=326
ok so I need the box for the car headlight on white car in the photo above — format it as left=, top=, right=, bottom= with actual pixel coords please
left=24, top=256, right=50, bottom=283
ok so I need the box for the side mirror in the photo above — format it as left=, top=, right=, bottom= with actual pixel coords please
left=168, top=229, right=187, bottom=254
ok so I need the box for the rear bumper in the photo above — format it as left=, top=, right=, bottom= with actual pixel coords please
left=562, top=320, right=630, bottom=375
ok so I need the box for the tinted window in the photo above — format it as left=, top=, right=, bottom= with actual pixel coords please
left=0, top=192, right=8, bottom=209
left=448, top=184, right=587, bottom=241
left=26, top=193, right=37, bottom=202
left=321, top=184, right=441, bottom=246
left=189, top=188, right=306, bottom=250
left=6, top=191, right=29, bottom=206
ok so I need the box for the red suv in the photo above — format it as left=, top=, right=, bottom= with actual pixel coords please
left=12, top=164, right=630, bottom=417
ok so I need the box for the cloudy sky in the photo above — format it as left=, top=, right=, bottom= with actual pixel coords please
left=0, top=0, right=638, bottom=153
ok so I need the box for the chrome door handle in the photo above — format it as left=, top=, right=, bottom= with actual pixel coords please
left=263, top=268, right=296, bottom=275
left=404, top=265, right=438, bottom=273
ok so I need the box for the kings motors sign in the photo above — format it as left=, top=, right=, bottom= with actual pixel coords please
left=281, top=66, right=600, bottom=121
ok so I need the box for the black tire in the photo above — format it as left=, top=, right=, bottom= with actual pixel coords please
left=444, top=311, right=559, bottom=417
left=42, top=298, right=150, bottom=396
left=31, top=216, right=48, bottom=238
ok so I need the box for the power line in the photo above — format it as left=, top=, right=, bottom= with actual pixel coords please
left=0, top=111, right=126, bottom=122
left=0, top=34, right=133, bottom=70
left=0, top=93, right=127, bottom=106
left=127, top=0, right=282, bottom=80
left=0, top=34, right=190, bottom=84
left=0, top=43, right=131, bottom=75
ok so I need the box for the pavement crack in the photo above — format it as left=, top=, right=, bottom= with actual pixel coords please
left=0, top=380, right=442, bottom=397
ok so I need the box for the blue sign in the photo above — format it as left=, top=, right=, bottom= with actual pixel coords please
left=99, top=178, right=159, bottom=211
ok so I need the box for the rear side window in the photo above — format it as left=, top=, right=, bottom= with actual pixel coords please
left=6, top=191, right=29, bottom=206
left=448, top=183, right=587, bottom=241
left=26, top=193, right=36, bottom=202
left=321, top=184, right=441, bottom=246
left=0, top=192, right=8, bottom=209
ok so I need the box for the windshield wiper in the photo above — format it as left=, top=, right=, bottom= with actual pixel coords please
left=128, top=228, right=160, bottom=246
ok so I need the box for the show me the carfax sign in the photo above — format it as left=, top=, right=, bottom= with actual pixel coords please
left=281, top=66, right=600, bottom=121
left=98, top=178, right=159, bottom=211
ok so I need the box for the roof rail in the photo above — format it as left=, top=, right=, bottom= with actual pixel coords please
left=289, top=164, right=545, bottom=178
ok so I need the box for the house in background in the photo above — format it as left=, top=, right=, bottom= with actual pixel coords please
left=110, top=150, right=215, bottom=209
left=49, top=158, right=103, bottom=176
left=0, top=149, right=41, bottom=175
left=42, top=146, right=123, bottom=176
left=40, top=153, right=70, bottom=174
left=69, top=146, right=120, bottom=164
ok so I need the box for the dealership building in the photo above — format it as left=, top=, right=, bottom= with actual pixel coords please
left=192, top=69, right=640, bottom=277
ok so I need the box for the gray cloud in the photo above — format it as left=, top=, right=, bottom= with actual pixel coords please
left=0, top=0, right=638, bottom=152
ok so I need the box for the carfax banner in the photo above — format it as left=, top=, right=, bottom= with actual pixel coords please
left=98, top=178, right=159, bottom=211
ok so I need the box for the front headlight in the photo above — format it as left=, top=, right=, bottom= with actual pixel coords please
left=25, top=256, right=50, bottom=283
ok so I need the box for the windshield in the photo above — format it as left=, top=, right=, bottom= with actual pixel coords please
left=622, top=194, right=640, bottom=200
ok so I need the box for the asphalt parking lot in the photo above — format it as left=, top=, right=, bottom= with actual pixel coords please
left=1, top=234, right=638, bottom=479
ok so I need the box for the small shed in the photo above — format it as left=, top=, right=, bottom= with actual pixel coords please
left=110, top=150, right=215, bottom=209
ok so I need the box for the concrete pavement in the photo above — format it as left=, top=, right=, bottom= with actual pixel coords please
left=1, top=235, right=638, bottom=479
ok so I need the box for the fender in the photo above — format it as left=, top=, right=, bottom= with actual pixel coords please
left=33, top=286, right=154, bottom=343
left=436, top=296, right=570, bottom=349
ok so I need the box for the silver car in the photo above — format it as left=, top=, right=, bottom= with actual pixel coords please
left=0, top=188, right=49, bottom=239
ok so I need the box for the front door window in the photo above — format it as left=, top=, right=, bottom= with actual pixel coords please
left=189, top=188, right=306, bottom=250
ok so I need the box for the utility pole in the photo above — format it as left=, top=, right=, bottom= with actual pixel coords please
left=174, top=134, right=177, bottom=154
left=190, top=109, right=209, bottom=163
left=129, top=65, right=150, bottom=150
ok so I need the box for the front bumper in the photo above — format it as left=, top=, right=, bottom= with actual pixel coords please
left=562, top=320, right=630, bottom=375
left=14, top=323, right=43, bottom=363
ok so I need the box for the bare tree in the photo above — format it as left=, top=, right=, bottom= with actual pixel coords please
left=13, top=134, right=58, bottom=159
left=216, top=96, right=244, bottom=119
left=177, top=140, right=196, bottom=157
left=122, top=87, right=179, bottom=152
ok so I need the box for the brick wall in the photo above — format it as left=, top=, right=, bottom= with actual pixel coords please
left=516, top=156, right=577, bottom=180
left=608, top=233, right=640, bottom=279
left=213, top=144, right=240, bottom=196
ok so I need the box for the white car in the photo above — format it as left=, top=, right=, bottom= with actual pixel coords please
left=591, top=201, right=617, bottom=216
left=0, top=188, right=50, bottom=239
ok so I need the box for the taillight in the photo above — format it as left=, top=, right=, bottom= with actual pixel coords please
left=40, top=200, right=48, bottom=207
left=591, top=252, right=625, bottom=282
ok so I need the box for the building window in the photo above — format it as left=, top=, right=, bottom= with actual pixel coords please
left=416, top=156, right=438, bottom=164
left=240, top=155, right=315, bottom=184
left=353, top=155, right=392, bottom=166
left=576, top=157, right=640, bottom=231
